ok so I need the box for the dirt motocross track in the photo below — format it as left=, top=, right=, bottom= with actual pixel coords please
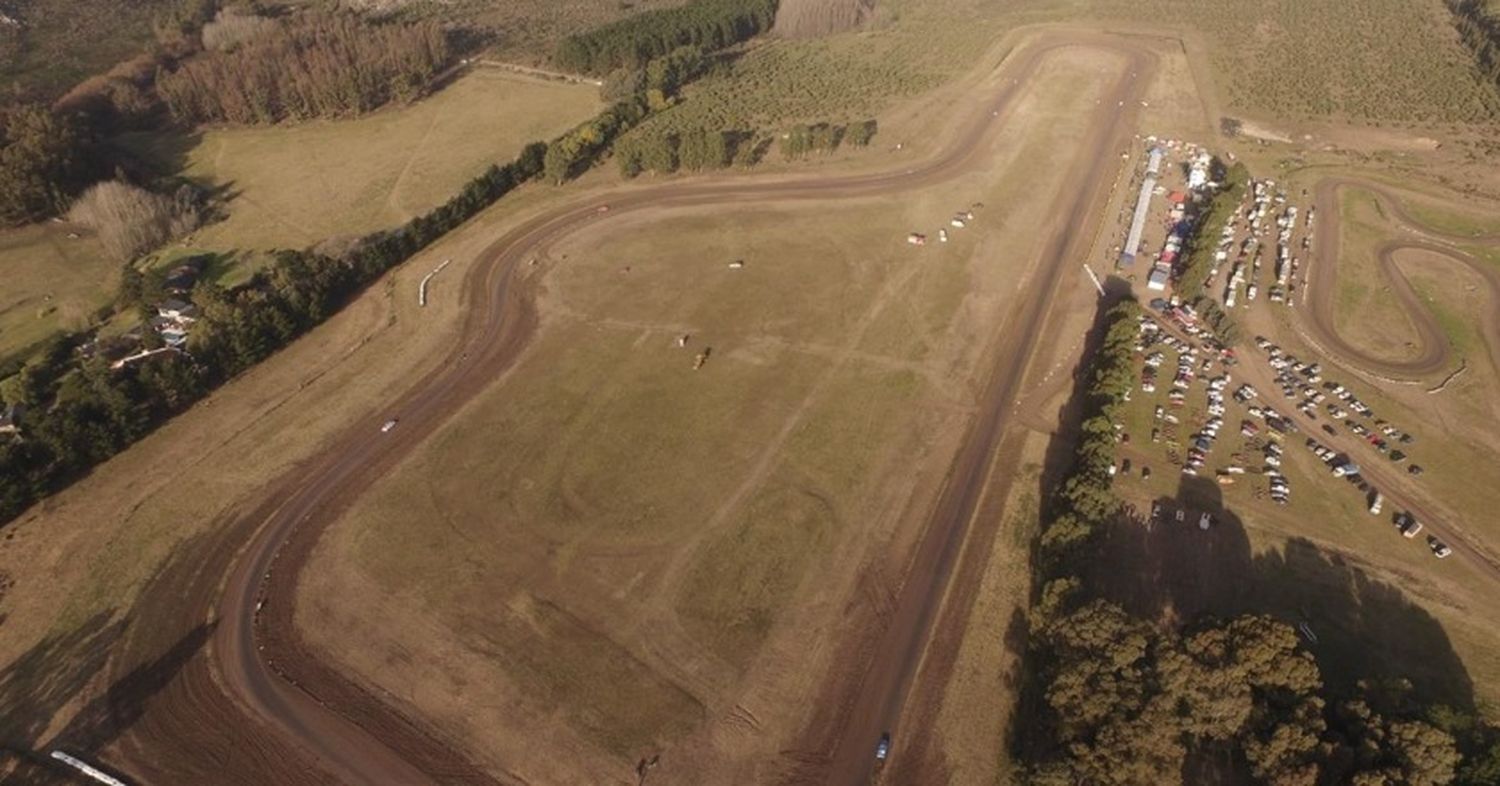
left=69, top=32, right=1155, bottom=786
left=1305, top=178, right=1500, bottom=381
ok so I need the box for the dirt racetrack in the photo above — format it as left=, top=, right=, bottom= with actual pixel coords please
left=1304, top=179, right=1500, bottom=381
left=63, top=30, right=1157, bottom=786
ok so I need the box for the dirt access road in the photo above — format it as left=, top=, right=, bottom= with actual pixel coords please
left=1304, top=178, right=1500, bottom=381
left=88, top=32, right=1156, bottom=786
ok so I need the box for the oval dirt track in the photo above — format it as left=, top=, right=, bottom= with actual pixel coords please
left=94, top=31, right=1157, bottom=786
left=1304, top=178, right=1500, bottom=380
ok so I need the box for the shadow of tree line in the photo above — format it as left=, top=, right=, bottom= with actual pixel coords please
left=0, top=529, right=224, bottom=786
left=1089, top=474, right=1476, bottom=717
left=0, top=610, right=213, bottom=785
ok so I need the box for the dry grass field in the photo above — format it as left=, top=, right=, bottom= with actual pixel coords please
left=1329, top=189, right=1429, bottom=364
left=6, top=1, right=1500, bottom=782
left=1084, top=0, right=1500, bottom=125
left=292, top=47, right=1125, bottom=783
left=0, top=222, right=112, bottom=365
left=1404, top=196, right=1500, bottom=237
left=119, top=70, right=599, bottom=261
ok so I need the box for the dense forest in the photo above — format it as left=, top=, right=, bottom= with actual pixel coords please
left=1449, top=0, right=1500, bottom=90
left=553, top=0, right=777, bottom=76
left=0, top=103, right=101, bottom=226
left=157, top=12, right=451, bottom=125
left=1015, top=301, right=1500, bottom=784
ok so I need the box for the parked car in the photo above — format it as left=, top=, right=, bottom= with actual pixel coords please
left=381, top=418, right=399, bottom=433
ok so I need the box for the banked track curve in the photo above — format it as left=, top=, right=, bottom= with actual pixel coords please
left=98, top=31, right=1155, bottom=786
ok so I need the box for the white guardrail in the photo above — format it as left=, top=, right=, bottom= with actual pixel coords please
left=418, top=259, right=453, bottom=307
left=49, top=751, right=128, bottom=786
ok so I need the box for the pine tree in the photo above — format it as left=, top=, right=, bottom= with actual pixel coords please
left=848, top=119, right=878, bottom=146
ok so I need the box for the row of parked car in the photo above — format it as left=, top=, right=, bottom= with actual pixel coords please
left=1253, top=336, right=1424, bottom=474
left=1300, top=437, right=1451, bottom=558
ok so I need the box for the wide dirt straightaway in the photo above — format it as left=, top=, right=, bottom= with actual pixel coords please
left=97, top=32, right=1156, bottom=786
left=816, top=42, right=1151, bottom=786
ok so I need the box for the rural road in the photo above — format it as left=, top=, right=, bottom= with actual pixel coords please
left=1304, top=178, right=1500, bottom=380
left=88, top=31, right=1155, bottom=786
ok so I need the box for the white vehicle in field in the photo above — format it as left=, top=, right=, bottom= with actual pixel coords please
left=1368, top=492, right=1383, bottom=516
left=381, top=418, right=399, bottom=433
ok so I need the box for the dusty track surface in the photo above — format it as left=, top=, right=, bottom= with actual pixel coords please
left=97, top=31, right=1154, bottom=786
left=813, top=42, right=1151, bottom=786
left=1304, top=179, right=1500, bottom=380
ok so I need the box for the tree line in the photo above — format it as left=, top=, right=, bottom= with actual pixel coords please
left=778, top=119, right=877, bottom=158
left=1014, top=299, right=1500, bottom=784
left=156, top=11, right=451, bottom=125
left=553, top=0, right=777, bottom=76
left=1176, top=160, right=1248, bottom=299
left=615, top=128, right=751, bottom=176
left=0, top=137, right=549, bottom=523
left=615, top=117, right=876, bottom=178
left=1175, top=159, right=1248, bottom=345
left=543, top=96, right=651, bottom=184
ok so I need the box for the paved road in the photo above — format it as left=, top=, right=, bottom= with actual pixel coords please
left=96, top=31, right=1156, bottom=786
left=1305, top=178, right=1500, bottom=380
